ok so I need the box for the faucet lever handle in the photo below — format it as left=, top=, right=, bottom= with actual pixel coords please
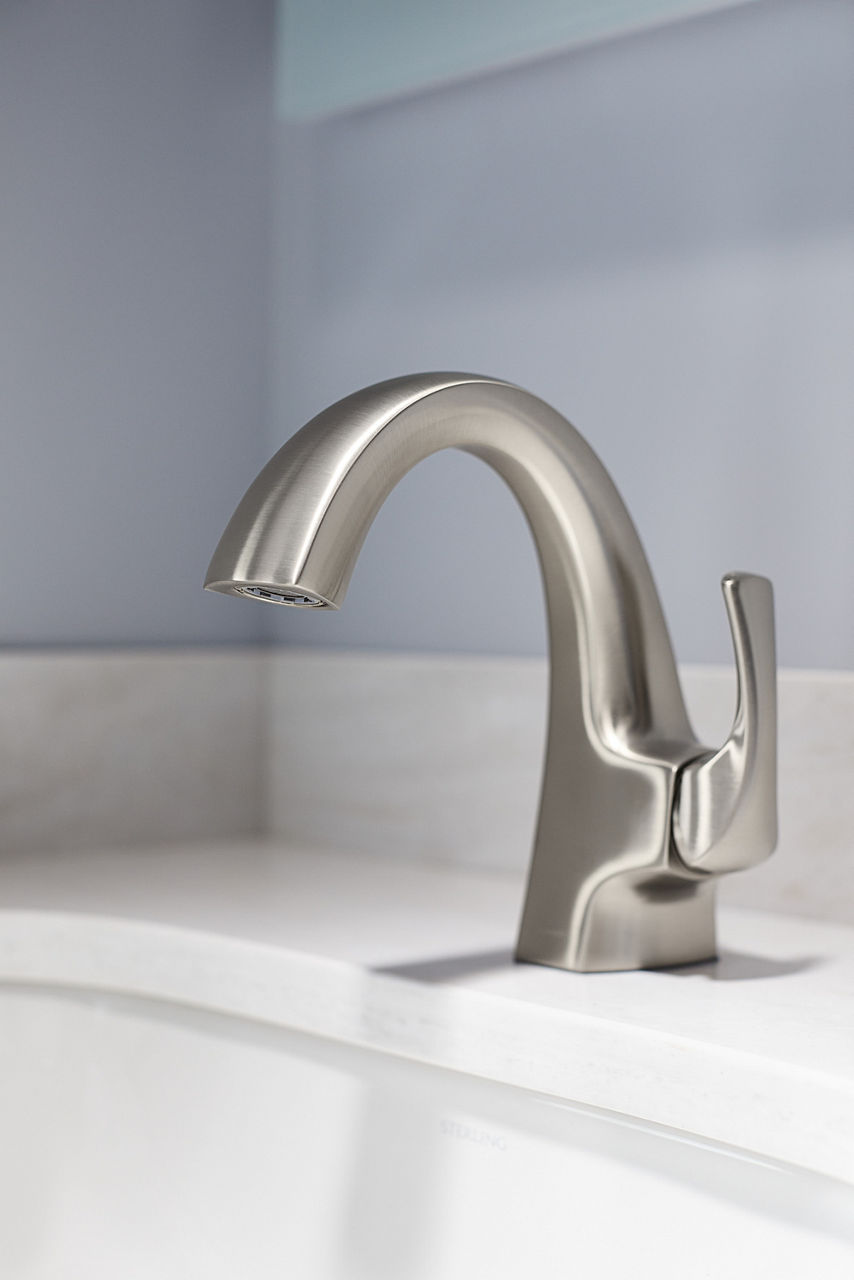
left=672, top=572, right=777, bottom=875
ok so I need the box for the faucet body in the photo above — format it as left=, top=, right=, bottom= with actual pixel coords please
left=206, top=374, right=777, bottom=972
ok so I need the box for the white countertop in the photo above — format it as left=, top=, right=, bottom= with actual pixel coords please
left=1, top=840, right=852, bottom=1184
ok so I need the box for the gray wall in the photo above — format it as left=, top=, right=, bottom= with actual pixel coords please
left=0, top=0, right=273, bottom=647
left=271, top=0, right=854, bottom=669
left=4, top=0, right=852, bottom=665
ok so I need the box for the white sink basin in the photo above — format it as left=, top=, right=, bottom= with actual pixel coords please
left=3, top=982, right=853, bottom=1280
left=1, top=842, right=853, bottom=1277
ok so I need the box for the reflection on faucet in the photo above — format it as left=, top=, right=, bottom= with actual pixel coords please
left=205, top=373, right=777, bottom=972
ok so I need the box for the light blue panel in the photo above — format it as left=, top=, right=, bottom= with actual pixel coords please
left=277, top=0, right=755, bottom=118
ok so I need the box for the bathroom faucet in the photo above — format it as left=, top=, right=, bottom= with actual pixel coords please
left=205, top=373, right=777, bottom=972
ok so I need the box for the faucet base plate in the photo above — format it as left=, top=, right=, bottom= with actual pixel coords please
left=516, top=875, right=717, bottom=974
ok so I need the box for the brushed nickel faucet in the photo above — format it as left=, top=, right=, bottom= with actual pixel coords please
left=205, top=374, right=777, bottom=972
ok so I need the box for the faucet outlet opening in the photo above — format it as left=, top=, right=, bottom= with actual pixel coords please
left=238, top=586, right=327, bottom=608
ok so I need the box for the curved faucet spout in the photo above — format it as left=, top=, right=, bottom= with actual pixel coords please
left=205, top=373, right=777, bottom=972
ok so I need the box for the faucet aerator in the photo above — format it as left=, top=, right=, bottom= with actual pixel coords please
left=238, top=586, right=328, bottom=608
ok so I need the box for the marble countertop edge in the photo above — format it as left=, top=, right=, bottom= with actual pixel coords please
left=0, top=840, right=852, bottom=1186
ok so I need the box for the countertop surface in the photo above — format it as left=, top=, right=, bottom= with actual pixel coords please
left=1, top=840, right=852, bottom=1183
